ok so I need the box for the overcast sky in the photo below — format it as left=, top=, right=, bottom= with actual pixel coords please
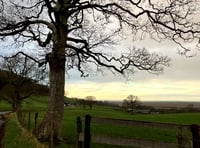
left=0, top=1, right=200, bottom=102
left=66, top=38, right=200, bottom=102
left=1, top=34, right=199, bottom=102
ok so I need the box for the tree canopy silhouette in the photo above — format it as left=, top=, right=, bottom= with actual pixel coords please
left=0, top=0, right=199, bottom=142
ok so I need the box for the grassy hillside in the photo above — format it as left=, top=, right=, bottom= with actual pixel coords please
left=0, top=69, right=49, bottom=100
left=0, top=100, right=12, bottom=111
left=21, top=96, right=49, bottom=111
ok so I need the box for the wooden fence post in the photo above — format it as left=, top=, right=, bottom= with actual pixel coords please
left=177, top=126, right=185, bottom=148
left=191, top=124, right=200, bottom=148
left=34, top=112, right=38, bottom=129
left=20, top=112, right=25, bottom=126
left=28, top=112, right=31, bottom=129
left=77, top=116, right=82, bottom=148
left=177, top=134, right=185, bottom=148
left=84, top=115, right=91, bottom=148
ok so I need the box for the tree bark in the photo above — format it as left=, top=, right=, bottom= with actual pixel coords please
left=33, top=2, right=67, bottom=142
left=13, top=91, right=21, bottom=112
left=33, top=52, right=65, bottom=142
left=12, top=102, right=20, bottom=112
left=33, top=28, right=66, bottom=141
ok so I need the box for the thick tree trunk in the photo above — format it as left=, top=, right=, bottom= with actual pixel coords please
left=13, top=92, right=21, bottom=112
left=33, top=3, right=67, bottom=142
left=33, top=50, right=66, bottom=142
left=12, top=102, right=19, bottom=112
left=34, top=55, right=65, bottom=141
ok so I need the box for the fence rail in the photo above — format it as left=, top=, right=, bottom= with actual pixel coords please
left=93, top=134, right=177, bottom=148
left=84, top=116, right=191, bottom=130
left=77, top=115, right=200, bottom=148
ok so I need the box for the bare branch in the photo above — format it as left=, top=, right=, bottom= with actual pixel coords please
left=0, top=0, right=199, bottom=139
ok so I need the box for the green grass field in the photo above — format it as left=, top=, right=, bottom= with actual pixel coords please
left=60, top=106, right=199, bottom=147
left=3, top=113, right=47, bottom=148
left=1, top=97, right=200, bottom=148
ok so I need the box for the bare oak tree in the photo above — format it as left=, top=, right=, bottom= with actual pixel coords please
left=0, top=0, right=199, bottom=142
left=0, top=53, right=48, bottom=111
left=85, top=96, right=96, bottom=109
left=122, top=95, right=140, bottom=112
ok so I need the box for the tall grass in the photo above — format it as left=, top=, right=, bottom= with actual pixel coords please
left=3, top=113, right=47, bottom=148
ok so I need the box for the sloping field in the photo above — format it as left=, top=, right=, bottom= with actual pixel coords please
left=1, top=97, right=200, bottom=148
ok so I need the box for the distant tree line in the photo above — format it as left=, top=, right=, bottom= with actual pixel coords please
left=121, top=95, right=200, bottom=114
left=73, top=96, right=96, bottom=110
left=65, top=95, right=121, bottom=110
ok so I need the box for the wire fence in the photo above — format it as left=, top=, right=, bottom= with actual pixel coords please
left=77, top=115, right=200, bottom=148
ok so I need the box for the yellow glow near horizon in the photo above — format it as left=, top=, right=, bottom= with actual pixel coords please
left=65, top=79, right=200, bottom=101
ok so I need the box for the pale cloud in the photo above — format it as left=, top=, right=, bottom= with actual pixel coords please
left=65, top=78, right=200, bottom=101
left=65, top=49, right=200, bottom=102
left=66, top=81, right=131, bottom=100
left=136, top=80, right=200, bottom=101
left=65, top=37, right=200, bottom=102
